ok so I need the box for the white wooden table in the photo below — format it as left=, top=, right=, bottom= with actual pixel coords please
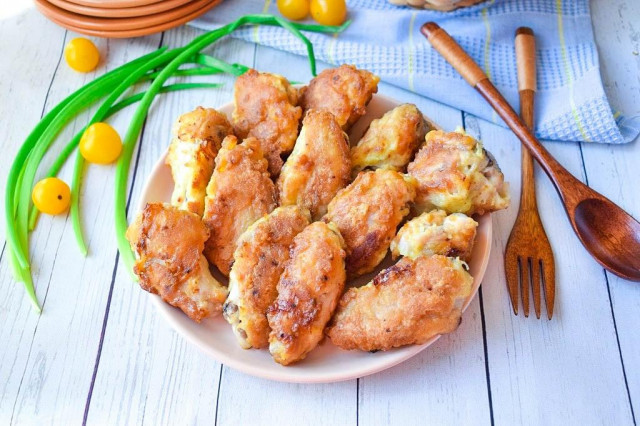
left=1, top=1, right=639, bottom=424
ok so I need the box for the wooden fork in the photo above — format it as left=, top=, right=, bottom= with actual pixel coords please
left=504, top=28, right=555, bottom=319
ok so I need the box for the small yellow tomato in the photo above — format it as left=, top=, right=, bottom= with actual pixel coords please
left=80, top=122, right=123, bottom=164
left=277, top=0, right=310, bottom=21
left=310, top=0, right=347, bottom=26
left=64, top=38, right=100, bottom=73
left=32, top=178, right=71, bottom=216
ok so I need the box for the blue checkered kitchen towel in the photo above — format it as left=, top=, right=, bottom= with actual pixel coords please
left=191, top=0, right=640, bottom=144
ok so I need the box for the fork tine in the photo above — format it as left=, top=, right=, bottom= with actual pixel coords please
left=504, top=251, right=519, bottom=315
left=531, top=259, right=542, bottom=319
left=521, top=257, right=530, bottom=317
left=542, top=257, right=556, bottom=319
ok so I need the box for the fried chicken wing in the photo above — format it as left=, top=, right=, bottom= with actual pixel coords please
left=277, top=110, right=351, bottom=220
left=407, top=130, right=510, bottom=215
left=351, top=104, right=428, bottom=173
left=299, top=64, right=380, bottom=130
left=391, top=209, right=478, bottom=261
left=203, top=135, right=277, bottom=276
left=326, top=255, right=473, bottom=351
left=126, top=203, right=228, bottom=322
left=267, top=221, right=346, bottom=365
left=231, top=69, right=302, bottom=176
left=323, top=169, right=416, bottom=277
left=224, top=206, right=311, bottom=349
left=166, top=107, right=233, bottom=216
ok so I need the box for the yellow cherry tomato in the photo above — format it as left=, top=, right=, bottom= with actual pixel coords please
left=310, top=0, right=347, bottom=26
left=277, top=0, right=310, bottom=20
left=79, top=122, right=123, bottom=164
left=64, top=38, right=100, bottom=73
left=32, top=178, right=71, bottom=216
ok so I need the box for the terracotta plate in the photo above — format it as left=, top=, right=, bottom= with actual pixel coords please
left=63, top=0, right=164, bottom=9
left=35, top=0, right=215, bottom=31
left=35, top=0, right=221, bottom=38
left=47, top=0, right=195, bottom=18
left=136, top=91, right=493, bottom=383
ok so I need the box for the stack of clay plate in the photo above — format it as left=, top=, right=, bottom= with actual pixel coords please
left=34, top=0, right=222, bottom=38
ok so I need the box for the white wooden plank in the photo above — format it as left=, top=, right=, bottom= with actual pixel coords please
left=0, top=9, right=66, bottom=423
left=85, top=32, right=256, bottom=425
left=0, top=13, right=162, bottom=423
left=465, top=114, right=634, bottom=425
left=583, top=0, right=640, bottom=414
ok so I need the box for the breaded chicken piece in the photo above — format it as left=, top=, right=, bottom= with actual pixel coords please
left=299, top=64, right=380, bottom=130
left=166, top=107, right=233, bottom=216
left=351, top=104, right=428, bottom=173
left=277, top=110, right=351, bottom=220
left=407, top=130, right=510, bottom=215
left=231, top=69, right=302, bottom=176
left=323, top=169, right=416, bottom=277
left=267, top=222, right=346, bottom=365
left=126, top=203, right=228, bottom=322
left=391, top=209, right=478, bottom=261
left=224, top=206, right=311, bottom=349
left=326, top=255, right=473, bottom=351
left=203, top=135, right=277, bottom=276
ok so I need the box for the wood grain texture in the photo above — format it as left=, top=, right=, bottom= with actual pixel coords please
left=84, top=30, right=254, bottom=425
left=0, top=0, right=639, bottom=424
left=583, top=0, right=640, bottom=415
left=466, top=115, right=635, bottom=425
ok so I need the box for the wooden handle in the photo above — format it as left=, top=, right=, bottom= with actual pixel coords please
left=421, top=22, right=487, bottom=87
left=421, top=22, right=590, bottom=210
left=515, top=27, right=537, bottom=93
left=516, top=27, right=537, bottom=211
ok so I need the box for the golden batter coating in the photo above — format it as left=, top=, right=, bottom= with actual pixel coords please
left=203, top=135, right=277, bottom=276
left=299, top=64, right=380, bottom=130
left=126, top=203, right=228, bottom=322
left=407, top=130, right=510, bottom=215
left=224, top=206, right=311, bottom=350
left=267, top=222, right=346, bottom=365
left=391, top=209, right=478, bottom=261
left=231, top=69, right=302, bottom=176
left=351, top=103, right=428, bottom=173
left=323, top=169, right=416, bottom=277
left=166, top=107, right=233, bottom=216
left=277, top=110, right=351, bottom=220
left=326, top=255, right=473, bottom=351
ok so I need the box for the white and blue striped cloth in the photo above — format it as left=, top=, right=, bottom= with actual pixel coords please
left=191, top=0, right=640, bottom=144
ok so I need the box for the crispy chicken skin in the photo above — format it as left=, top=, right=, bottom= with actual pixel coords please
left=267, top=222, right=346, bottom=365
left=166, top=107, right=234, bottom=216
left=407, top=130, right=510, bottom=215
left=203, top=135, right=277, bottom=276
left=326, top=255, right=473, bottom=351
left=231, top=69, right=302, bottom=176
left=299, top=64, right=380, bottom=130
left=391, top=209, right=478, bottom=261
left=323, top=169, right=416, bottom=277
left=351, top=103, right=428, bottom=173
left=224, top=206, right=311, bottom=350
left=126, top=203, right=228, bottom=322
left=277, top=110, right=351, bottom=220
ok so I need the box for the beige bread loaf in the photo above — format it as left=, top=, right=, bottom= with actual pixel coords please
left=387, top=0, right=486, bottom=11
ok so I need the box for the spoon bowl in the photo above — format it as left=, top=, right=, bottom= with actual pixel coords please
left=573, top=197, right=640, bottom=281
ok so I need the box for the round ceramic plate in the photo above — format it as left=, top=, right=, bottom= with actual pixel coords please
left=35, top=0, right=214, bottom=31
left=37, top=0, right=221, bottom=38
left=136, top=92, right=492, bottom=383
left=47, top=0, right=195, bottom=18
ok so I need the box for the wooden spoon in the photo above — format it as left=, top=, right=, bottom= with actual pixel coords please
left=421, top=22, right=640, bottom=282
